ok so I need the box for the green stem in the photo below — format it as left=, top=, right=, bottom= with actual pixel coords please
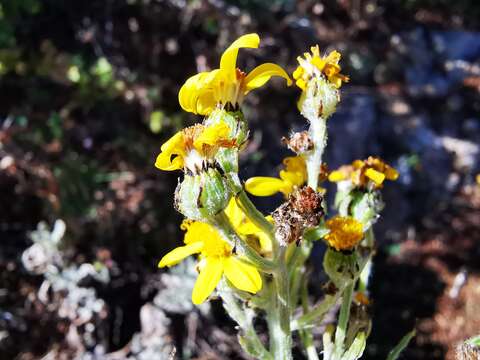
left=333, top=282, right=355, bottom=357
left=213, top=211, right=275, bottom=272
left=306, top=118, right=327, bottom=190
left=219, top=284, right=272, bottom=360
left=235, top=189, right=277, bottom=251
left=300, top=275, right=320, bottom=360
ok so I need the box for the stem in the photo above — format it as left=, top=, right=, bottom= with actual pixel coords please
left=333, top=282, right=355, bottom=357
left=306, top=118, right=327, bottom=190
left=219, top=284, right=272, bottom=360
left=213, top=211, right=275, bottom=272
left=300, top=275, right=320, bottom=360
left=235, top=189, right=277, bottom=252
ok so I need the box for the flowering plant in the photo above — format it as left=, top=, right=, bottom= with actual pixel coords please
left=155, top=34, right=413, bottom=359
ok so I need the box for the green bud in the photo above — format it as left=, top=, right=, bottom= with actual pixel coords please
left=323, top=247, right=361, bottom=287
left=175, top=168, right=231, bottom=221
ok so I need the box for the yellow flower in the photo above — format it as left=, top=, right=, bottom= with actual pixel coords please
left=224, top=198, right=272, bottom=254
left=179, top=33, right=292, bottom=115
left=293, top=46, right=349, bottom=90
left=245, top=156, right=307, bottom=197
left=155, top=121, right=235, bottom=172
left=324, top=216, right=363, bottom=251
left=328, top=156, right=399, bottom=189
left=158, top=220, right=262, bottom=305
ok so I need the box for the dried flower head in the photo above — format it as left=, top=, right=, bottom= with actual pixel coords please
left=272, top=186, right=324, bottom=246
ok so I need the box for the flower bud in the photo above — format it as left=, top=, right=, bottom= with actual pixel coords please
left=175, top=167, right=231, bottom=221
left=298, top=77, right=339, bottom=120
left=323, top=247, right=361, bottom=287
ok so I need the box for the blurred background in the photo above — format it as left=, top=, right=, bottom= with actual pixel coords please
left=1, top=0, right=480, bottom=359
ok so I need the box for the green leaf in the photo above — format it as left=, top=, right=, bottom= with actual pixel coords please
left=386, top=329, right=416, bottom=360
left=343, top=331, right=367, bottom=360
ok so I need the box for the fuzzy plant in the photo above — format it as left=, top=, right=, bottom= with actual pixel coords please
left=155, top=33, right=413, bottom=359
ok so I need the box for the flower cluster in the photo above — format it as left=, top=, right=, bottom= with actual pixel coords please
left=153, top=33, right=409, bottom=360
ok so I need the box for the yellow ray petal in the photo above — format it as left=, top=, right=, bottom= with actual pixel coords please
left=192, top=257, right=224, bottom=304
left=384, top=166, right=399, bottom=181
left=184, top=221, right=217, bottom=244
left=224, top=257, right=262, bottom=293
left=364, top=168, right=385, bottom=185
left=224, top=198, right=245, bottom=229
left=155, top=152, right=184, bottom=171
left=245, top=176, right=286, bottom=196
left=155, top=131, right=185, bottom=171
left=219, top=33, right=260, bottom=77
left=178, top=71, right=218, bottom=114
left=158, top=241, right=204, bottom=268
left=244, top=63, right=292, bottom=93
left=328, top=170, right=347, bottom=182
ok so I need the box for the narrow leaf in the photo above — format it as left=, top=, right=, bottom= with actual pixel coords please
left=386, top=329, right=416, bottom=360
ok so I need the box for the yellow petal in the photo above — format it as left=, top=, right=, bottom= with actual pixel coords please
left=384, top=166, right=399, bottom=181
left=244, top=63, right=292, bottom=93
left=192, top=257, right=224, bottom=304
left=158, top=241, right=204, bottom=268
left=154, top=132, right=185, bottom=171
left=224, top=198, right=245, bottom=229
left=178, top=71, right=218, bottom=114
left=224, top=257, right=262, bottom=293
left=364, top=168, right=385, bottom=185
left=219, top=33, right=260, bottom=77
left=245, top=176, right=286, bottom=196
left=328, top=170, right=346, bottom=182
left=193, top=121, right=230, bottom=150
left=184, top=221, right=218, bottom=244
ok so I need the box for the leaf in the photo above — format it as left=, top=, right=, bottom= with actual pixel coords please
left=386, top=329, right=416, bottom=360
left=343, top=331, right=367, bottom=360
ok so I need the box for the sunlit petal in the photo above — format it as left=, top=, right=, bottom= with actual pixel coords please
left=158, top=241, right=204, bottom=268
left=364, top=168, right=385, bottom=185
left=224, top=257, right=262, bottom=293
left=191, top=257, right=224, bottom=304
left=244, top=63, right=292, bottom=93
left=245, top=176, right=286, bottom=196
left=220, top=33, right=260, bottom=77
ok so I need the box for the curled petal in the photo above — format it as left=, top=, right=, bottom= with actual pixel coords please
left=220, top=33, right=260, bottom=77
left=245, top=176, right=287, bottom=196
left=244, top=63, right=292, bottom=93
left=224, top=257, right=262, bottom=293
left=193, top=121, right=230, bottom=149
left=178, top=71, right=218, bottom=114
left=155, top=132, right=185, bottom=171
left=192, top=257, right=224, bottom=304
left=158, top=241, right=204, bottom=268
left=385, top=167, right=399, bottom=181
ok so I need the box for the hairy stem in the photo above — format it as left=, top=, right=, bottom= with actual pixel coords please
left=333, top=282, right=355, bottom=358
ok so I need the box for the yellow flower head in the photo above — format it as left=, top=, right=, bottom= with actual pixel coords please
left=329, top=156, right=399, bottom=189
left=245, top=156, right=307, bottom=197
left=324, top=216, right=363, bottom=251
left=293, top=46, right=349, bottom=90
left=158, top=220, right=262, bottom=305
left=155, top=121, right=235, bottom=173
left=179, top=33, right=292, bottom=115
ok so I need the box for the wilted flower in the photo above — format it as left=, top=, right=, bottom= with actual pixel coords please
left=179, top=33, right=291, bottom=115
